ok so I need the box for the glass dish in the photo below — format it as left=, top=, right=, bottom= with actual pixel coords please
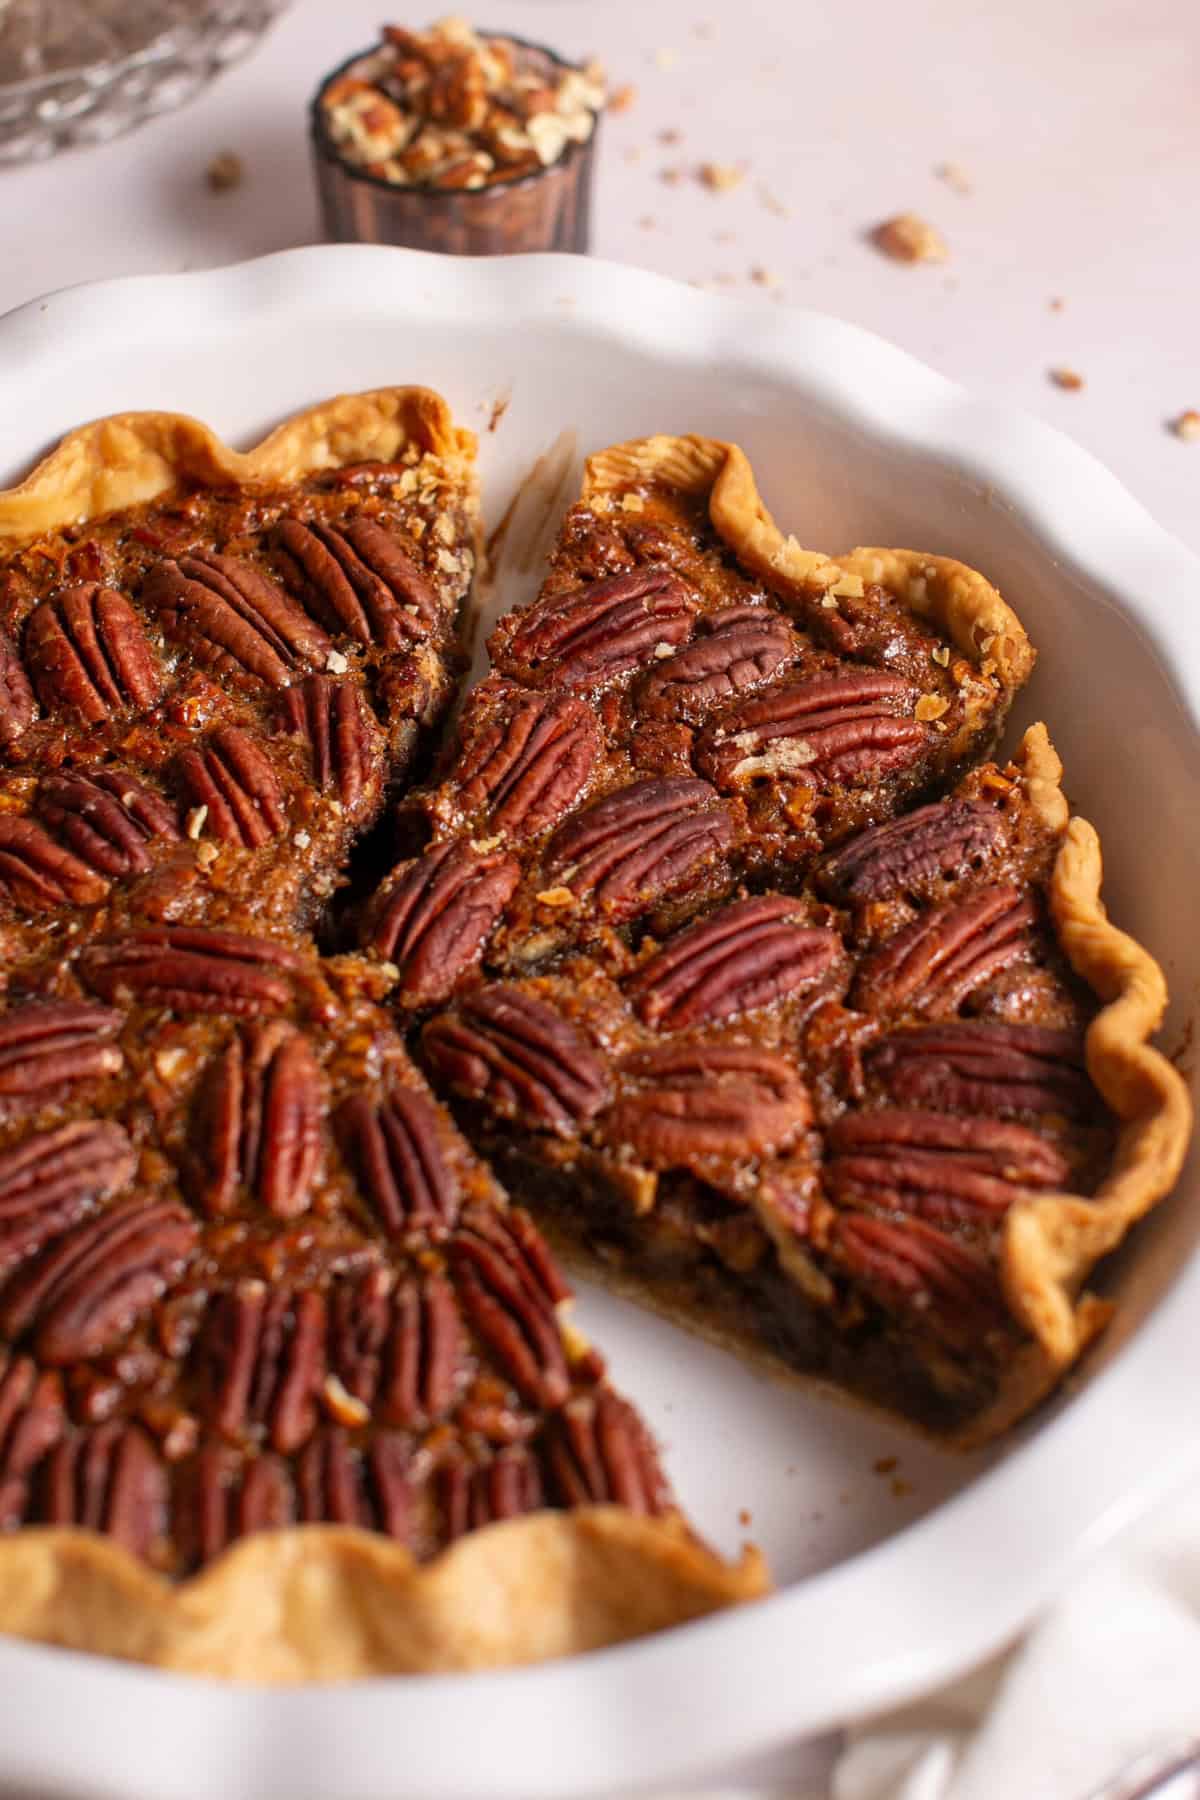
left=0, top=0, right=290, bottom=163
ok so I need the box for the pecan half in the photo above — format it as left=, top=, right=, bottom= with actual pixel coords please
left=144, top=550, right=331, bottom=689
left=279, top=676, right=379, bottom=810
left=439, top=1447, right=543, bottom=1539
left=0, top=628, right=36, bottom=748
left=81, top=925, right=309, bottom=1016
left=0, top=1000, right=123, bottom=1105
left=853, top=887, right=1037, bottom=1017
left=0, top=1120, right=136, bottom=1278
left=451, top=1209, right=570, bottom=1408
left=639, top=604, right=797, bottom=719
left=868, top=1021, right=1100, bottom=1121
left=0, top=814, right=109, bottom=908
left=24, top=586, right=164, bottom=723
left=697, top=669, right=927, bottom=790
left=327, top=1266, right=393, bottom=1410
left=275, top=517, right=436, bottom=648
left=40, top=1421, right=167, bottom=1555
left=196, top=1283, right=326, bottom=1453
left=820, top=797, right=1005, bottom=903
left=498, top=566, right=697, bottom=688
left=36, top=769, right=181, bottom=878
left=450, top=691, right=600, bottom=836
left=606, top=1044, right=811, bottom=1165
left=544, top=1391, right=672, bottom=1515
left=0, top=1354, right=64, bottom=1528
left=629, top=895, right=842, bottom=1031
left=336, top=1087, right=461, bottom=1236
left=827, top=1108, right=1070, bottom=1227
left=295, top=1427, right=412, bottom=1537
left=0, top=1195, right=197, bottom=1364
left=379, top=1272, right=469, bottom=1428
left=186, top=1024, right=323, bottom=1218
left=187, top=1442, right=296, bottom=1565
left=831, top=1212, right=1009, bottom=1350
left=178, top=727, right=287, bottom=849
left=361, top=842, right=519, bottom=1004
left=423, top=986, right=610, bottom=1134
left=545, top=776, right=734, bottom=918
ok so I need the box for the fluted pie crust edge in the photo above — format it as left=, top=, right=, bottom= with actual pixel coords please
left=0, top=385, right=477, bottom=544
left=0, top=1511, right=767, bottom=1679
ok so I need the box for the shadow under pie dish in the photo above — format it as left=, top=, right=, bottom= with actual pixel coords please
left=0, top=395, right=1184, bottom=1683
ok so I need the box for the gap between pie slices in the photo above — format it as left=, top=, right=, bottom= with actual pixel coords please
left=0, top=399, right=1185, bottom=1683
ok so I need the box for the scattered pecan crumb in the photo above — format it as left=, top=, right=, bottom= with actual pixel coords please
left=871, top=213, right=948, bottom=264
left=699, top=161, right=744, bottom=192
left=487, top=392, right=510, bottom=433
left=1049, top=296, right=1065, bottom=311
left=750, top=265, right=779, bottom=288
left=757, top=182, right=790, bottom=218
left=657, top=127, right=682, bottom=145
left=205, top=150, right=243, bottom=192
left=1049, top=367, right=1085, bottom=391
left=660, top=166, right=683, bottom=185
left=608, top=83, right=637, bottom=114
left=934, top=161, right=972, bottom=194
left=1170, top=410, right=1200, bottom=441
left=653, top=47, right=678, bottom=71
left=638, top=215, right=656, bottom=230
left=737, top=1507, right=752, bottom=1527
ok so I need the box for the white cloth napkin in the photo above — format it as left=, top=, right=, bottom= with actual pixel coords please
left=831, top=1482, right=1200, bottom=1800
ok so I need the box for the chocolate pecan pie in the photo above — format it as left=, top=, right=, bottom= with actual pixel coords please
left=362, top=433, right=1190, bottom=1446
left=0, top=397, right=765, bottom=1679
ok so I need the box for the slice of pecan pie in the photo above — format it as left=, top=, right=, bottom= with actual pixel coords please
left=0, top=398, right=764, bottom=1679
left=361, top=432, right=1188, bottom=1447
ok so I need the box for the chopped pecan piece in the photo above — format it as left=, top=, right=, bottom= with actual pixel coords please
left=827, top=1109, right=1070, bottom=1226
left=178, top=726, right=287, bottom=850
left=279, top=676, right=380, bottom=809
left=186, top=1024, right=323, bottom=1218
left=607, top=1044, right=811, bottom=1165
left=197, top=1283, right=326, bottom=1453
left=819, top=797, right=1005, bottom=903
left=0, top=1354, right=64, bottom=1528
left=0, top=813, right=109, bottom=908
left=423, top=986, right=610, bottom=1135
left=628, top=895, right=842, bottom=1030
left=450, top=691, right=600, bottom=836
left=544, top=1391, right=672, bottom=1515
left=0, top=1120, right=136, bottom=1277
left=853, top=887, right=1037, bottom=1017
left=545, top=776, right=734, bottom=918
left=379, top=1272, right=468, bottom=1427
left=0, top=1195, right=197, bottom=1364
left=36, top=769, right=181, bottom=878
left=336, top=1086, right=461, bottom=1236
left=439, top=1446, right=543, bottom=1539
left=24, top=585, right=164, bottom=723
left=496, top=566, right=697, bottom=688
left=831, top=1212, right=1009, bottom=1350
left=697, top=669, right=927, bottom=790
left=81, top=925, right=310, bottom=1017
left=187, top=1442, right=296, bottom=1565
left=639, top=604, right=797, bottom=719
left=451, top=1209, right=570, bottom=1408
left=41, top=1423, right=168, bottom=1556
left=0, top=628, right=36, bottom=748
left=144, top=550, right=331, bottom=690
left=362, top=841, right=520, bottom=1004
left=275, top=517, right=436, bottom=648
left=0, top=1000, right=123, bottom=1106
left=868, top=1021, right=1100, bottom=1121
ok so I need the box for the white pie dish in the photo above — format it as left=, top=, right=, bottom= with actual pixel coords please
left=0, top=244, right=1195, bottom=1800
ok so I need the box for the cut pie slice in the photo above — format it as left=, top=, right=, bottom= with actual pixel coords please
left=363, top=432, right=1037, bottom=1002
left=0, top=399, right=765, bottom=1678
left=419, top=721, right=1191, bottom=1445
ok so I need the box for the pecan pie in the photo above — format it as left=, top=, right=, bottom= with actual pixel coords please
left=363, top=432, right=1190, bottom=1446
left=0, top=396, right=764, bottom=1679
